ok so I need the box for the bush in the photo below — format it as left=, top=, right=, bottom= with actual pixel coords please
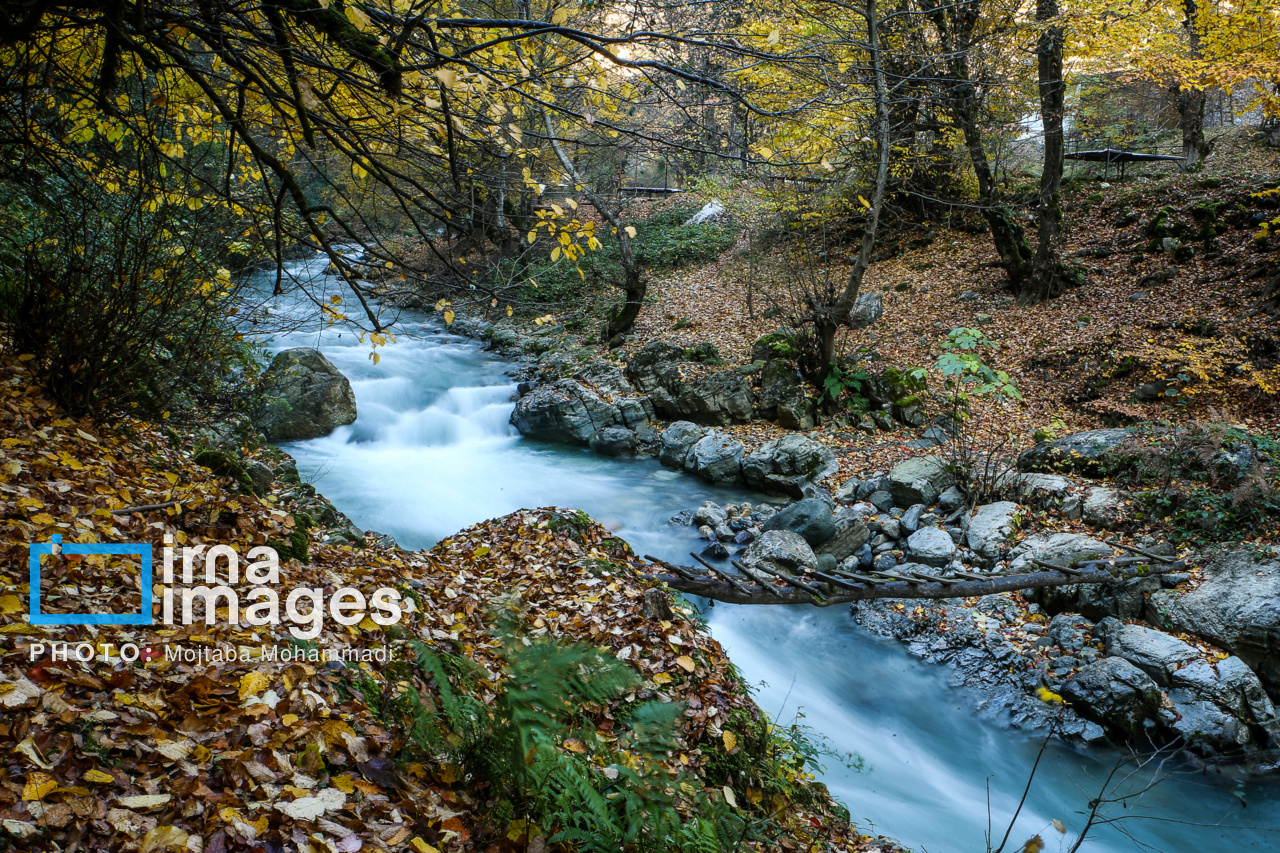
left=1102, top=423, right=1280, bottom=543
left=0, top=176, right=258, bottom=420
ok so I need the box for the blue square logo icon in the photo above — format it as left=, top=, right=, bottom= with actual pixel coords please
left=29, top=535, right=153, bottom=626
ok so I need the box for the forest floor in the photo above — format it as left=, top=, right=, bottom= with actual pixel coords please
left=594, top=130, right=1280, bottom=487
left=0, top=356, right=895, bottom=852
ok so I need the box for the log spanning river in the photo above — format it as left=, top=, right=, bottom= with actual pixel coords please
left=251, top=255, right=1279, bottom=852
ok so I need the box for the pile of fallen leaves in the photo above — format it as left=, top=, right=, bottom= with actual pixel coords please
left=0, top=356, right=896, bottom=853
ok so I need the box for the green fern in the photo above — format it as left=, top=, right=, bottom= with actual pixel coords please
left=402, top=627, right=748, bottom=852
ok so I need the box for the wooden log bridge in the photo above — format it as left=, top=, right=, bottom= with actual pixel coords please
left=639, top=541, right=1183, bottom=607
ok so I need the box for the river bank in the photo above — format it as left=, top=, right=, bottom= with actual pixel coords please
left=0, top=350, right=902, bottom=852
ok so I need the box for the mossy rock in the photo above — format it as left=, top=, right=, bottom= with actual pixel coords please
left=194, top=448, right=260, bottom=496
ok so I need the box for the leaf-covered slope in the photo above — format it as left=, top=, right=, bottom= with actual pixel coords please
left=0, top=357, right=892, bottom=852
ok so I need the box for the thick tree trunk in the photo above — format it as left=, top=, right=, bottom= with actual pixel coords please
left=1019, top=0, right=1071, bottom=305
left=1176, top=0, right=1208, bottom=171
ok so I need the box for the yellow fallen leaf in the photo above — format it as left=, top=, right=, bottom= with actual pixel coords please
left=412, top=839, right=440, bottom=853
left=331, top=774, right=355, bottom=794
left=22, top=773, right=57, bottom=801
left=652, top=673, right=672, bottom=684
left=722, top=730, right=737, bottom=751
left=219, top=807, right=242, bottom=823
left=281, top=713, right=300, bottom=727
left=562, top=738, right=587, bottom=753
left=624, top=225, right=637, bottom=239
left=675, top=655, right=695, bottom=673
left=83, top=769, right=115, bottom=784
left=0, top=594, right=21, bottom=615
left=30, top=513, right=55, bottom=525
left=140, top=826, right=190, bottom=853
left=1036, top=687, right=1064, bottom=704
left=238, top=671, right=269, bottom=702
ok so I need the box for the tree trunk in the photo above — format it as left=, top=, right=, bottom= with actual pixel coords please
left=541, top=109, right=645, bottom=344
left=818, top=0, right=891, bottom=384
left=931, top=4, right=1035, bottom=291
left=1176, top=0, right=1208, bottom=170
left=1019, top=0, right=1071, bottom=305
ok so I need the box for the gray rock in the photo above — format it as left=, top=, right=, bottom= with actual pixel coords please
left=816, top=554, right=839, bottom=574
left=1104, top=623, right=1199, bottom=686
left=1062, top=657, right=1161, bottom=737
left=1173, top=658, right=1280, bottom=747
left=873, top=552, right=899, bottom=572
left=589, top=426, right=638, bottom=456
left=510, top=379, right=620, bottom=446
left=741, top=434, right=839, bottom=498
left=246, top=461, right=274, bottom=494
left=1048, top=613, right=1094, bottom=651
left=1010, top=532, right=1110, bottom=571
left=776, top=387, right=817, bottom=430
left=624, top=342, right=687, bottom=392
left=1083, top=486, right=1123, bottom=527
left=616, top=396, right=655, bottom=429
left=892, top=400, right=927, bottom=428
left=693, top=501, right=728, bottom=528
left=757, top=361, right=803, bottom=419
left=573, top=360, right=636, bottom=398
left=255, top=347, right=358, bottom=441
left=1018, top=428, right=1131, bottom=474
left=879, top=517, right=902, bottom=540
left=1146, top=547, right=1280, bottom=693
left=1004, top=473, right=1073, bottom=505
left=900, top=504, right=925, bottom=533
left=887, top=456, right=952, bottom=507
left=1165, top=692, right=1249, bottom=750
left=966, top=501, right=1020, bottom=560
left=684, top=433, right=746, bottom=485
left=907, top=527, right=956, bottom=568
left=701, top=542, right=730, bottom=560
left=938, top=486, right=966, bottom=512
left=868, top=490, right=894, bottom=512
left=1035, top=571, right=1161, bottom=621
left=657, top=421, right=706, bottom=468
left=815, top=517, right=871, bottom=562
left=674, top=371, right=756, bottom=426
left=763, top=498, right=836, bottom=546
left=833, top=478, right=860, bottom=502
left=739, top=530, right=817, bottom=574
left=848, top=292, right=884, bottom=329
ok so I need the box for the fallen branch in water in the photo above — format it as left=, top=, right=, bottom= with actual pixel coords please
left=639, top=554, right=1184, bottom=607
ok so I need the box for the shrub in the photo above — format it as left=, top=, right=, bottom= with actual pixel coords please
left=0, top=175, right=257, bottom=420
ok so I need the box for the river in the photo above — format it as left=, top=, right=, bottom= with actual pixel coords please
left=249, top=256, right=1278, bottom=852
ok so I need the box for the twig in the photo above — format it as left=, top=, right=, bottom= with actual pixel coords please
left=1106, top=539, right=1175, bottom=564
left=110, top=500, right=179, bottom=514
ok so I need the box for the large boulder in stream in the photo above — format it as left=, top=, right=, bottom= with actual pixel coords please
left=658, top=421, right=706, bottom=468
left=739, top=530, right=817, bottom=575
left=509, top=379, right=620, bottom=446
left=1146, top=547, right=1280, bottom=694
left=741, top=434, right=838, bottom=497
left=684, top=433, right=745, bottom=485
left=1061, top=657, right=1161, bottom=738
left=763, top=498, right=835, bottom=546
left=255, top=347, right=358, bottom=441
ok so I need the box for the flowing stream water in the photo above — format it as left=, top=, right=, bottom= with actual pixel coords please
left=250, top=257, right=1278, bottom=852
